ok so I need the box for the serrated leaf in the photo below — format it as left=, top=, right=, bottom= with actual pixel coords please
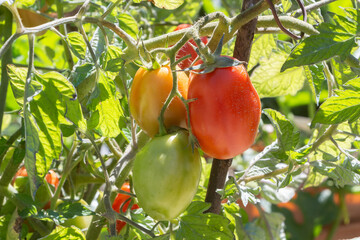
left=304, top=64, right=324, bottom=105
left=34, top=72, right=86, bottom=131
left=67, top=32, right=87, bottom=60
left=118, top=13, right=138, bottom=40
left=87, top=70, right=123, bottom=137
left=248, top=34, right=276, bottom=70
left=8, top=65, right=42, bottom=106
left=312, top=90, right=360, bottom=125
left=311, top=160, right=360, bottom=187
left=103, top=45, right=124, bottom=72
left=251, top=52, right=306, bottom=98
left=263, top=109, right=299, bottom=154
left=152, top=0, right=184, bottom=10
left=177, top=212, right=233, bottom=240
left=39, top=226, right=86, bottom=240
left=281, top=11, right=358, bottom=71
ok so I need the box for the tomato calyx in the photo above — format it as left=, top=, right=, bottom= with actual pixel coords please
left=180, top=35, right=245, bottom=74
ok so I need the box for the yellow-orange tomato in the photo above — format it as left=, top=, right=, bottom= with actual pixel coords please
left=129, top=66, right=189, bottom=137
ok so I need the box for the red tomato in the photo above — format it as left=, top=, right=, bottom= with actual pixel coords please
left=112, top=182, right=139, bottom=233
left=12, top=167, right=60, bottom=209
left=188, top=58, right=261, bottom=159
left=129, top=66, right=189, bottom=137
left=12, top=167, right=59, bottom=189
left=174, top=24, right=208, bottom=69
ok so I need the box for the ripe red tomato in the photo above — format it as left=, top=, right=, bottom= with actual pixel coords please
left=174, top=24, right=208, bottom=69
left=188, top=58, right=261, bottom=159
left=129, top=66, right=189, bottom=137
left=112, top=182, right=139, bottom=233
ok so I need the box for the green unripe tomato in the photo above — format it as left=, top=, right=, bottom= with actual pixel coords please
left=133, top=130, right=201, bottom=221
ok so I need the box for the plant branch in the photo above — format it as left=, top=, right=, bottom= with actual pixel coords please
left=0, top=7, right=13, bottom=135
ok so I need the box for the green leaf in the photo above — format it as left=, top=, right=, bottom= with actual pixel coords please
left=281, top=12, right=358, bottom=71
left=67, top=32, right=87, bottom=60
left=7, top=65, right=42, bottom=106
left=312, top=90, right=360, bottom=125
left=304, top=64, right=324, bottom=105
left=344, top=77, right=360, bottom=90
left=152, top=0, right=184, bottom=10
left=254, top=212, right=286, bottom=240
left=0, top=215, right=11, bottom=240
left=39, top=226, right=86, bottom=240
left=235, top=221, right=266, bottom=240
left=177, top=212, right=233, bottom=240
left=331, top=57, right=358, bottom=86
left=281, top=0, right=292, bottom=13
left=72, top=63, right=96, bottom=88
left=17, top=0, right=35, bottom=7
left=251, top=51, right=306, bottom=98
left=248, top=34, right=276, bottom=70
left=34, top=72, right=86, bottom=131
left=311, top=160, right=360, bottom=187
left=118, top=14, right=138, bottom=40
left=263, top=109, right=300, bottom=154
left=103, top=45, right=124, bottom=72
left=24, top=113, right=42, bottom=198
left=260, top=181, right=296, bottom=204
left=182, top=201, right=211, bottom=216
left=87, top=70, right=123, bottom=137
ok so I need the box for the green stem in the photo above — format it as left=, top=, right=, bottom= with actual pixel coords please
left=0, top=7, right=13, bottom=135
left=0, top=126, right=22, bottom=169
left=101, top=0, right=123, bottom=20
left=50, top=137, right=78, bottom=209
left=56, top=0, right=74, bottom=70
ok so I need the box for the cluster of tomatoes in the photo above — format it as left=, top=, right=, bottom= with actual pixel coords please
left=112, top=24, right=262, bottom=231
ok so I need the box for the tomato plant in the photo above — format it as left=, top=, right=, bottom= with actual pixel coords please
left=188, top=59, right=261, bottom=159
left=129, top=65, right=189, bottom=137
left=174, top=24, right=208, bottom=69
left=112, top=182, right=139, bottom=233
left=132, top=130, right=201, bottom=221
left=1, top=0, right=359, bottom=239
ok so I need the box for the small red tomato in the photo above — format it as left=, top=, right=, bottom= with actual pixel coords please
left=174, top=24, right=208, bottom=69
left=188, top=58, right=261, bottom=159
left=112, top=182, right=139, bottom=233
left=12, top=167, right=59, bottom=189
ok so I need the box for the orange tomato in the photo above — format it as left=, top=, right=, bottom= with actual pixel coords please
left=129, top=66, right=189, bottom=137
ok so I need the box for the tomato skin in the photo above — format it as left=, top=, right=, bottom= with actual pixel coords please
left=129, top=66, right=189, bottom=137
left=133, top=130, right=201, bottom=221
left=112, top=182, right=139, bottom=233
left=188, top=59, right=261, bottom=159
left=174, top=24, right=208, bottom=69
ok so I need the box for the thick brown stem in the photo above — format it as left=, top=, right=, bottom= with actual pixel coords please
left=205, top=158, right=232, bottom=214
left=233, top=0, right=261, bottom=63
